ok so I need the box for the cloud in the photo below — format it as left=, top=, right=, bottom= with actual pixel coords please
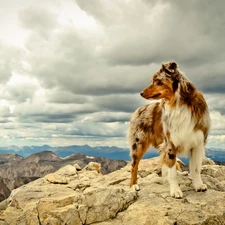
left=0, top=43, right=24, bottom=83
left=0, top=0, right=224, bottom=149
left=75, top=0, right=225, bottom=67
left=1, top=74, right=40, bottom=103
left=0, top=103, right=13, bottom=124
left=210, top=111, right=225, bottom=132
left=205, top=94, right=225, bottom=115
left=78, top=111, right=131, bottom=123
left=19, top=6, right=57, bottom=31
left=47, top=89, right=89, bottom=104
left=74, top=0, right=225, bottom=96
left=23, top=23, right=159, bottom=96
left=94, top=94, right=148, bottom=113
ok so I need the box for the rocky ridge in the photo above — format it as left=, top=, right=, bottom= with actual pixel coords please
left=0, top=157, right=225, bottom=225
left=0, top=151, right=127, bottom=202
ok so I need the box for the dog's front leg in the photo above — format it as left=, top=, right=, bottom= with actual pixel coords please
left=162, top=150, right=183, bottom=198
left=167, top=163, right=183, bottom=198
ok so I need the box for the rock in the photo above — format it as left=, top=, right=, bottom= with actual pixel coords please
left=201, top=164, right=225, bottom=187
left=0, top=162, right=136, bottom=225
left=45, top=173, right=68, bottom=184
left=0, top=152, right=128, bottom=202
left=0, top=200, right=7, bottom=211
left=123, top=157, right=162, bottom=177
left=0, top=157, right=225, bottom=225
left=202, top=157, right=216, bottom=165
left=74, top=163, right=82, bottom=171
left=0, top=221, right=7, bottom=225
left=94, top=158, right=225, bottom=225
left=82, top=162, right=102, bottom=173
left=56, top=165, right=78, bottom=176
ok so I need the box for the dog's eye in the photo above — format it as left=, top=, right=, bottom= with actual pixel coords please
left=155, top=80, right=163, bottom=86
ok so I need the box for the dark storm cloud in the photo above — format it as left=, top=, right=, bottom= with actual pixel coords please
left=74, top=0, right=225, bottom=95
left=201, top=80, right=225, bottom=94
left=92, top=115, right=129, bottom=123
left=99, top=0, right=225, bottom=67
left=205, top=94, right=225, bottom=115
left=47, top=90, right=89, bottom=104
left=17, top=0, right=225, bottom=99
left=95, top=94, right=148, bottom=113
left=15, top=102, right=100, bottom=124
left=23, top=22, right=156, bottom=96
left=67, top=130, right=121, bottom=138
left=47, top=90, right=149, bottom=122
left=178, top=60, right=225, bottom=95
left=21, top=113, right=76, bottom=123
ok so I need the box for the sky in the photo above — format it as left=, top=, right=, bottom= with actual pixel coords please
left=0, top=0, right=225, bottom=149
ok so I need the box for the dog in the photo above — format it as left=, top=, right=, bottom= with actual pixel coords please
left=127, top=61, right=210, bottom=198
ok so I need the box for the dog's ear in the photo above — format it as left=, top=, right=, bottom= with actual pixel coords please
left=162, top=61, right=178, bottom=76
left=162, top=64, right=166, bottom=70
left=169, top=62, right=177, bottom=71
left=172, top=79, right=179, bottom=92
left=180, top=81, right=195, bottom=100
left=186, top=82, right=195, bottom=93
left=172, top=74, right=180, bottom=91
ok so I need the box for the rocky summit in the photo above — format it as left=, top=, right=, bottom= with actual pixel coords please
left=0, top=157, right=225, bottom=225
left=0, top=151, right=127, bottom=202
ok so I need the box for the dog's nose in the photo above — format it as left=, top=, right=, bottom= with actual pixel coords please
left=168, top=153, right=175, bottom=160
left=140, top=92, right=143, bottom=96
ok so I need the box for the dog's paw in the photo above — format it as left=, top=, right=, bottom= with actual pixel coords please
left=131, top=184, right=140, bottom=191
left=177, top=171, right=189, bottom=176
left=170, top=187, right=183, bottom=199
left=181, top=171, right=189, bottom=176
left=195, top=184, right=207, bottom=192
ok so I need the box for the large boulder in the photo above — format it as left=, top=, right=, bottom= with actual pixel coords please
left=0, top=157, right=225, bottom=225
left=0, top=162, right=136, bottom=225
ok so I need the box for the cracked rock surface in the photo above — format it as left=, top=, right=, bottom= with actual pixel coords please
left=0, top=157, right=225, bottom=225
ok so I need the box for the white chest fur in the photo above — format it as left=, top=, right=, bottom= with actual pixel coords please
left=163, top=104, right=202, bottom=155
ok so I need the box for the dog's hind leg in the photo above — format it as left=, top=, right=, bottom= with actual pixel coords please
left=189, top=144, right=207, bottom=192
left=189, top=131, right=207, bottom=192
left=130, top=141, right=150, bottom=191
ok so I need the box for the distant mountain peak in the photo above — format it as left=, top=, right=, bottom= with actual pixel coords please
left=25, top=151, right=62, bottom=163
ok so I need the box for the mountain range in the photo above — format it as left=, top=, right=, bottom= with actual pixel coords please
left=0, top=150, right=127, bottom=202
left=0, top=144, right=225, bottom=202
left=0, top=145, right=225, bottom=162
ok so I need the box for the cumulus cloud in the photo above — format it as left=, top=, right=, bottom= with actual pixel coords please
left=19, top=6, right=57, bottom=33
left=0, top=43, right=24, bottom=83
left=75, top=0, right=225, bottom=95
left=0, top=0, right=224, bottom=149
left=205, top=94, right=225, bottom=115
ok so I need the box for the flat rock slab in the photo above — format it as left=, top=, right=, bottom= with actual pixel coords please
left=0, top=158, right=225, bottom=225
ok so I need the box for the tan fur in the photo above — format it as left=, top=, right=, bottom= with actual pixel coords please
left=176, top=161, right=182, bottom=172
left=128, top=61, right=210, bottom=189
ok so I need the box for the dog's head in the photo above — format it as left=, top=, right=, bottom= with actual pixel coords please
left=140, top=61, right=180, bottom=102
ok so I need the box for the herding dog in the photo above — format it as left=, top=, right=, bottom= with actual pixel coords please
left=127, top=61, right=210, bottom=198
